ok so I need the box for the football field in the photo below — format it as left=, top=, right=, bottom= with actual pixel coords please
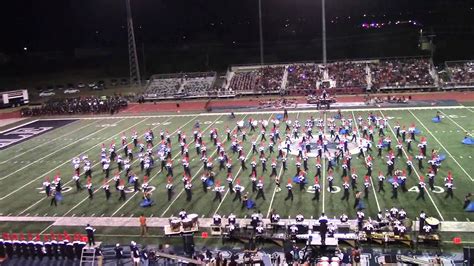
left=0, top=105, right=473, bottom=235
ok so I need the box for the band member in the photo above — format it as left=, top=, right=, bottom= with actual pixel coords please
left=312, top=176, right=321, bottom=201
left=213, top=181, right=224, bottom=202
left=445, top=177, right=454, bottom=199
left=118, top=180, right=126, bottom=201
left=378, top=172, right=385, bottom=192
left=103, top=180, right=111, bottom=200
left=341, top=179, right=350, bottom=201
left=285, top=179, right=293, bottom=201
left=256, top=177, right=265, bottom=200
left=73, top=174, right=82, bottom=191
left=86, top=177, right=93, bottom=200
left=233, top=179, right=243, bottom=202
left=166, top=177, right=173, bottom=201
left=43, top=177, right=51, bottom=198
left=416, top=176, right=426, bottom=201
left=185, top=179, right=193, bottom=202
left=363, top=176, right=370, bottom=199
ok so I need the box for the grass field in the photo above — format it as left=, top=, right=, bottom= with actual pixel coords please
left=0, top=105, right=473, bottom=237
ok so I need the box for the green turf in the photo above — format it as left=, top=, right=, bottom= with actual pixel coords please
left=0, top=107, right=473, bottom=238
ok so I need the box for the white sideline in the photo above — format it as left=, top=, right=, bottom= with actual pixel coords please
left=32, top=105, right=470, bottom=120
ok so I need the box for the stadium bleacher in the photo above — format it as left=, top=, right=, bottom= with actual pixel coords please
left=442, top=61, right=474, bottom=88
left=139, top=58, right=474, bottom=100
left=370, top=58, right=436, bottom=90
left=144, top=72, right=216, bottom=100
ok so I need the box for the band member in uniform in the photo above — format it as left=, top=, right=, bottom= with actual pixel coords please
left=416, top=176, right=426, bottom=201
left=445, top=177, right=454, bottom=199
left=378, top=172, right=385, bottom=192
left=118, top=180, right=126, bottom=201
left=363, top=176, right=370, bottom=199
left=73, top=174, right=82, bottom=191
left=103, top=180, right=111, bottom=200
left=312, top=176, right=321, bottom=201
left=233, top=179, right=243, bottom=202
left=256, top=177, right=265, bottom=200
left=166, top=177, right=173, bottom=201
left=391, top=176, right=399, bottom=199
left=341, top=179, right=350, bottom=201
left=285, top=178, right=293, bottom=201
left=213, top=181, right=224, bottom=202
left=185, top=178, right=193, bottom=202
left=43, top=176, right=51, bottom=198
left=86, top=177, right=93, bottom=200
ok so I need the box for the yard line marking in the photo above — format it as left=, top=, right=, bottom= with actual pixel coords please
left=322, top=112, right=327, bottom=214
left=60, top=116, right=188, bottom=217
left=265, top=112, right=298, bottom=218
left=161, top=114, right=249, bottom=217
left=0, top=119, right=141, bottom=201
left=440, top=110, right=472, bottom=133
left=213, top=114, right=273, bottom=216
left=352, top=111, right=381, bottom=212
left=15, top=117, right=154, bottom=213
left=380, top=111, right=444, bottom=221
left=0, top=119, right=119, bottom=181
left=467, top=218, right=471, bottom=222
left=265, top=165, right=284, bottom=218
left=410, top=110, right=474, bottom=182
left=110, top=115, right=218, bottom=217
left=453, top=217, right=457, bottom=221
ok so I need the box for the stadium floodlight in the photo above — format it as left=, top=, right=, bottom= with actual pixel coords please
left=258, top=0, right=264, bottom=66
left=126, top=0, right=142, bottom=87
left=322, top=0, right=327, bottom=65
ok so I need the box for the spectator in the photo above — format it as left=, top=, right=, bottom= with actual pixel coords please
left=139, top=214, right=148, bottom=237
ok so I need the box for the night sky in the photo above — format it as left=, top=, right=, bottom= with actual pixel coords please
left=2, top=0, right=472, bottom=53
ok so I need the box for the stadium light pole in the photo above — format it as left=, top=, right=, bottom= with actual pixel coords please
left=258, top=0, right=264, bottom=66
left=126, top=0, right=142, bottom=87
left=321, top=0, right=327, bottom=65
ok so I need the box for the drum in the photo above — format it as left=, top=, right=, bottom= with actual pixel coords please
left=188, top=214, right=199, bottom=225
left=426, top=217, right=440, bottom=230
left=170, top=219, right=181, bottom=231
left=331, top=257, right=340, bottom=262
left=182, top=219, right=193, bottom=230
left=320, top=256, right=329, bottom=262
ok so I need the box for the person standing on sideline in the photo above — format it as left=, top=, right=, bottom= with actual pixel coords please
left=139, top=214, right=148, bottom=237
left=85, top=224, right=96, bottom=247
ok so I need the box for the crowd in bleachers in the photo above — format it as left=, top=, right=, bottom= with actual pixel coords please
left=85, top=58, right=474, bottom=102
left=144, top=72, right=216, bottom=99
left=327, top=62, right=367, bottom=88
left=443, top=61, right=474, bottom=86
left=183, top=76, right=216, bottom=96
left=229, top=71, right=258, bottom=92
left=20, top=96, right=127, bottom=116
left=145, top=78, right=181, bottom=98
left=286, top=64, right=323, bottom=92
left=370, top=58, right=435, bottom=89
left=256, top=66, right=285, bottom=92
